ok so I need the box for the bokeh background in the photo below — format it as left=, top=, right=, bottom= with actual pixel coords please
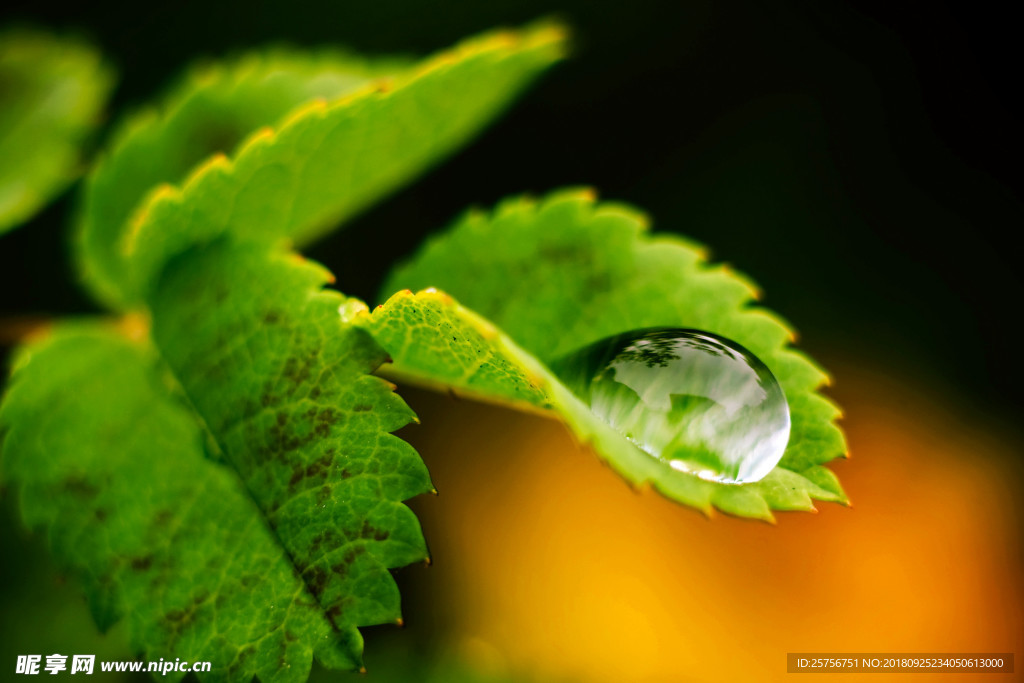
left=1, top=0, right=1021, bottom=681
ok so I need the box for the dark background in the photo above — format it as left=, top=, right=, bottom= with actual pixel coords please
left=1, top=0, right=1020, bottom=428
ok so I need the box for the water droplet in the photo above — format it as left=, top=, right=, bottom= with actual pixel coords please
left=550, top=328, right=790, bottom=484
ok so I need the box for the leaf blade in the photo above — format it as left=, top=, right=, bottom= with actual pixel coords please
left=148, top=241, right=432, bottom=634
left=372, top=189, right=848, bottom=519
left=80, top=22, right=566, bottom=307
left=0, top=28, right=113, bottom=233
left=75, top=46, right=406, bottom=308
left=0, top=324, right=362, bottom=680
left=1, top=242, right=434, bottom=676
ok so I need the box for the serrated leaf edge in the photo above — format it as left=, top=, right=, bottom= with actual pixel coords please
left=360, top=286, right=847, bottom=523
left=118, top=22, right=568, bottom=282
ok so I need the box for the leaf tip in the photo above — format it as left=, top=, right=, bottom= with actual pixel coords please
left=149, top=182, right=181, bottom=206
left=517, top=18, right=572, bottom=58
left=338, top=299, right=369, bottom=324
left=592, top=200, right=652, bottom=232
left=419, top=287, right=454, bottom=306
left=123, top=183, right=182, bottom=253
left=721, top=263, right=761, bottom=300
left=238, top=125, right=277, bottom=154
left=115, top=312, right=150, bottom=342
left=181, top=151, right=233, bottom=194
left=282, top=96, right=329, bottom=129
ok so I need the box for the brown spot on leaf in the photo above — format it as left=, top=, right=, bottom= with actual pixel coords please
left=288, top=451, right=335, bottom=490
left=268, top=411, right=312, bottom=457
left=62, top=476, right=99, bottom=498
left=164, top=592, right=209, bottom=629
left=282, top=352, right=318, bottom=388
left=165, top=608, right=188, bottom=624
left=330, top=546, right=368, bottom=581
left=304, top=565, right=328, bottom=595
left=130, top=555, right=154, bottom=571
left=309, top=528, right=342, bottom=555
left=585, top=272, right=613, bottom=293
left=228, top=645, right=254, bottom=675
left=316, top=485, right=332, bottom=505
left=318, top=407, right=342, bottom=424
left=153, top=509, right=173, bottom=527
left=359, top=521, right=391, bottom=542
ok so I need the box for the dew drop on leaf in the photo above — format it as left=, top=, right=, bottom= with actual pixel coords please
left=550, top=328, right=790, bottom=484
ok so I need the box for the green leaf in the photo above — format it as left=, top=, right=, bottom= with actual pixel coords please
left=150, top=241, right=432, bottom=630
left=1, top=241, right=432, bottom=676
left=0, top=28, right=113, bottom=234
left=342, top=290, right=553, bottom=414
left=368, top=189, right=847, bottom=520
left=76, top=46, right=410, bottom=308
left=0, top=324, right=362, bottom=681
left=80, top=21, right=566, bottom=308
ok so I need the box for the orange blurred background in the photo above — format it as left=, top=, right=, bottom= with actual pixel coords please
left=382, top=358, right=1023, bottom=682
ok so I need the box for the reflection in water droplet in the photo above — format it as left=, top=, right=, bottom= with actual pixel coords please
left=550, top=328, right=790, bottom=484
